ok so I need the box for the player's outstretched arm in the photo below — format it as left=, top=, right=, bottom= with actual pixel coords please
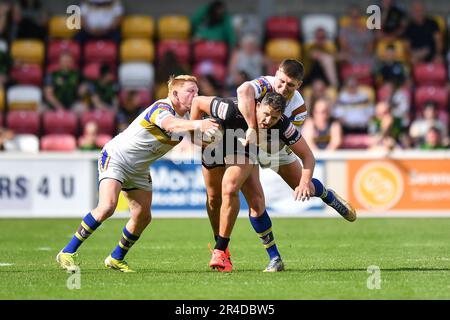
left=289, top=137, right=316, bottom=201
left=237, top=82, right=258, bottom=145
left=190, top=96, right=215, bottom=120
left=160, top=114, right=218, bottom=134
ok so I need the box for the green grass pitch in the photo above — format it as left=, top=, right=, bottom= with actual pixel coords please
left=0, top=217, right=449, bottom=299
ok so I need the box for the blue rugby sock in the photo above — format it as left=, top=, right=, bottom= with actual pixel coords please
left=249, top=210, right=280, bottom=260
left=111, top=227, right=140, bottom=260
left=312, top=178, right=335, bottom=204
left=63, top=213, right=101, bottom=253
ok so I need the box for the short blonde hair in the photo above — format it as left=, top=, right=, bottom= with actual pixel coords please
left=168, top=75, right=198, bottom=93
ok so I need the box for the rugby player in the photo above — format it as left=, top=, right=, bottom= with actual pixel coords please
left=56, top=75, right=219, bottom=273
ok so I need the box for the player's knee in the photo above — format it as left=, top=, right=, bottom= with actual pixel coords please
left=94, top=201, right=117, bottom=221
left=248, top=195, right=265, bottom=216
left=207, top=194, right=222, bottom=211
left=134, top=210, right=152, bottom=227
left=221, top=182, right=240, bottom=198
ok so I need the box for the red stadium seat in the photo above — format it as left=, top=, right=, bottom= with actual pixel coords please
left=6, top=110, right=40, bottom=135
left=81, top=109, right=116, bottom=136
left=414, top=86, right=449, bottom=111
left=41, top=134, right=77, bottom=151
left=84, top=40, right=117, bottom=65
left=157, top=40, right=190, bottom=65
left=47, top=40, right=81, bottom=65
left=193, top=61, right=227, bottom=85
left=96, top=134, right=112, bottom=148
left=340, top=63, right=373, bottom=86
left=193, top=40, right=227, bottom=64
left=43, top=110, right=78, bottom=135
left=413, top=63, right=447, bottom=87
left=340, top=134, right=370, bottom=149
left=265, top=16, right=300, bottom=39
left=46, top=62, right=77, bottom=74
left=10, top=64, right=43, bottom=86
left=83, top=62, right=116, bottom=81
left=119, top=88, right=152, bottom=107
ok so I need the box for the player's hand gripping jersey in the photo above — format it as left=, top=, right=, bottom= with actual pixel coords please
left=202, top=97, right=302, bottom=168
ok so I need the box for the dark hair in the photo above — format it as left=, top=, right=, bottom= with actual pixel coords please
left=261, top=92, right=286, bottom=114
left=279, top=59, right=304, bottom=81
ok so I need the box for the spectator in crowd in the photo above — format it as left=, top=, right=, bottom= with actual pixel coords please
left=420, top=126, right=448, bottom=150
left=403, top=1, right=443, bottom=64
left=368, top=101, right=405, bottom=151
left=78, top=121, right=101, bottom=151
left=302, top=98, right=343, bottom=151
left=155, top=50, right=188, bottom=100
left=303, top=78, right=337, bottom=110
left=197, top=74, right=222, bottom=96
left=88, top=63, right=119, bottom=112
left=304, top=27, right=339, bottom=87
left=191, top=0, right=236, bottom=48
left=227, top=33, right=266, bottom=83
left=333, top=76, right=374, bottom=133
left=374, top=43, right=407, bottom=87
left=224, top=69, right=249, bottom=97
left=12, top=0, right=48, bottom=40
left=378, top=0, right=407, bottom=39
left=338, top=4, right=375, bottom=65
left=44, top=51, right=86, bottom=112
left=409, top=101, right=448, bottom=147
left=76, top=0, right=124, bottom=44
left=0, top=39, right=9, bottom=87
left=117, top=90, right=142, bottom=132
left=378, top=81, right=410, bottom=127
left=0, top=0, right=13, bottom=41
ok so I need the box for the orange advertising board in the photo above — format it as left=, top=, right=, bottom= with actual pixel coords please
left=348, top=159, right=450, bottom=211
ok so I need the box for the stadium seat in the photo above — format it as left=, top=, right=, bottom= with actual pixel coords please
left=376, top=39, right=408, bottom=63
left=265, top=16, right=300, bottom=39
left=81, top=110, right=116, bottom=136
left=83, top=62, right=116, bottom=81
left=77, top=134, right=112, bottom=149
left=41, top=134, right=77, bottom=151
left=414, top=86, right=449, bottom=111
left=339, top=15, right=366, bottom=28
left=232, top=14, right=264, bottom=43
left=154, top=83, right=168, bottom=100
left=359, top=85, right=376, bottom=104
left=119, top=62, right=154, bottom=88
left=13, top=134, right=40, bottom=152
left=120, top=39, right=154, bottom=63
left=119, top=88, right=152, bottom=107
left=433, top=15, right=446, bottom=35
left=193, top=40, right=228, bottom=64
left=47, top=40, right=81, bottom=65
left=43, top=110, right=78, bottom=135
left=48, top=15, right=78, bottom=38
left=122, top=15, right=154, bottom=39
left=6, top=110, right=40, bottom=135
left=11, top=40, right=45, bottom=65
left=340, top=63, right=373, bottom=86
left=157, top=15, right=191, bottom=40
left=266, top=39, right=301, bottom=62
left=340, top=134, right=370, bottom=149
left=10, top=64, right=43, bottom=86
left=301, top=14, right=337, bottom=42
left=413, top=63, right=447, bottom=87
left=193, top=61, right=227, bottom=85
left=157, top=40, right=190, bottom=65
left=84, top=40, right=117, bottom=65
left=7, top=85, right=42, bottom=110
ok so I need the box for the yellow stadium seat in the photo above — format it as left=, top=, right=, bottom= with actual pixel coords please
left=376, top=39, right=408, bottom=63
left=49, top=15, right=78, bottom=38
left=120, top=39, right=154, bottom=63
left=158, top=15, right=191, bottom=40
left=122, top=15, right=155, bottom=39
left=11, top=40, right=45, bottom=64
left=265, top=38, right=302, bottom=62
left=7, top=85, right=42, bottom=111
left=0, top=87, right=4, bottom=111
left=339, top=16, right=366, bottom=29
left=155, top=83, right=169, bottom=100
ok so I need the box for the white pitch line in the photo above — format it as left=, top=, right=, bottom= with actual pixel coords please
left=0, top=263, right=13, bottom=266
left=36, top=247, right=52, bottom=251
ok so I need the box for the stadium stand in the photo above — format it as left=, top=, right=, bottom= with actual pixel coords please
left=120, top=39, right=154, bottom=63
left=7, top=85, right=42, bottom=111
left=48, top=15, right=78, bottom=39
left=80, top=109, right=116, bottom=136
left=41, top=134, right=77, bottom=151
left=157, top=15, right=191, bottom=40
left=42, top=110, right=78, bottom=136
left=6, top=110, right=40, bottom=135
left=265, top=16, right=300, bottom=40
left=121, top=15, right=155, bottom=39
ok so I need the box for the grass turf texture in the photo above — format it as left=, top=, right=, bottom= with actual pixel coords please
left=0, top=218, right=449, bottom=299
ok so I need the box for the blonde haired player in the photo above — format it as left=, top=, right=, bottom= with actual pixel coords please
left=56, top=75, right=218, bottom=272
